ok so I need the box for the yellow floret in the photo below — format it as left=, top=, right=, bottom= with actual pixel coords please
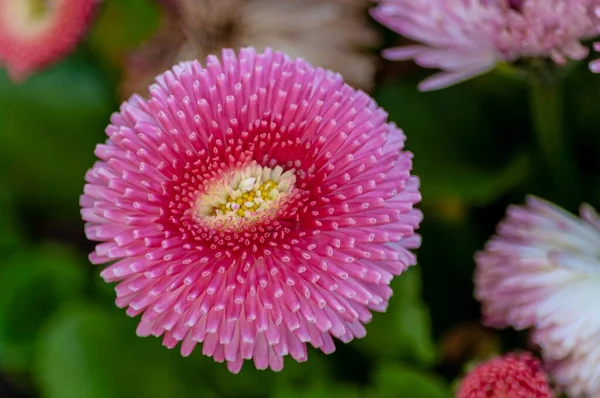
left=208, top=179, right=279, bottom=218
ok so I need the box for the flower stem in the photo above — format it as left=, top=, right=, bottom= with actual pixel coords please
left=528, top=77, right=576, bottom=195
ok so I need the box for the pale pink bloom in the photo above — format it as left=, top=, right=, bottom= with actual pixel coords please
left=81, top=48, right=422, bottom=373
left=475, top=196, right=600, bottom=397
left=457, top=352, right=553, bottom=398
left=371, top=0, right=600, bottom=91
left=0, top=0, right=96, bottom=82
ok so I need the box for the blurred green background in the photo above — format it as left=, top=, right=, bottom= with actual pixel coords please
left=1, top=1, right=599, bottom=397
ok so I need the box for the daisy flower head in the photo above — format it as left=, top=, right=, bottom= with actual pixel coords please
left=475, top=196, right=600, bottom=397
left=81, top=47, right=422, bottom=373
left=0, top=0, right=96, bottom=82
left=371, top=0, right=600, bottom=91
left=457, top=352, right=553, bottom=398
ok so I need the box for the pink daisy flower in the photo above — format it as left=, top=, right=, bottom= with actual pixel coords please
left=80, top=47, right=422, bottom=373
left=475, top=196, right=600, bottom=397
left=0, top=0, right=96, bottom=82
left=371, top=0, right=600, bottom=91
left=457, top=352, right=553, bottom=398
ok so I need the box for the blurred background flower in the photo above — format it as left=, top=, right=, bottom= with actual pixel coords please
left=0, top=0, right=97, bottom=81
left=371, top=0, right=600, bottom=91
left=120, top=0, right=379, bottom=98
left=456, top=352, right=553, bottom=398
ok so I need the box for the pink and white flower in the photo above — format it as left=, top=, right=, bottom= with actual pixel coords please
left=475, top=196, right=600, bottom=397
left=0, top=0, right=96, bottom=82
left=371, top=0, right=600, bottom=91
left=81, top=47, right=422, bottom=373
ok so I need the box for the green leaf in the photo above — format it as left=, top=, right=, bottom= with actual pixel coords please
left=0, top=192, right=24, bottom=253
left=269, top=351, right=332, bottom=389
left=203, top=360, right=276, bottom=397
left=354, top=267, right=437, bottom=366
left=271, top=382, right=362, bottom=398
left=35, top=304, right=121, bottom=398
left=200, top=348, right=335, bottom=398
left=0, top=244, right=86, bottom=371
left=420, top=152, right=530, bottom=207
left=370, top=363, right=452, bottom=398
left=35, top=303, right=216, bottom=398
left=0, top=58, right=112, bottom=218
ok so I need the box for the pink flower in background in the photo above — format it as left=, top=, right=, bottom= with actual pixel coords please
left=81, top=47, right=422, bottom=372
left=0, top=0, right=96, bottom=82
left=457, top=352, right=553, bottom=398
left=371, top=0, right=600, bottom=91
left=475, top=196, right=600, bottom=397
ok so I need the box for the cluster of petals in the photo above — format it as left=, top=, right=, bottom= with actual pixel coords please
left=475, top=196, right=600, bottom=397
left=0, top=0, right=96, bottom=82
left=457, top=352, right=553, bottom=398
left=122, top=0, right=378, bottom=98
left=81, top=47, right=422, bottom=373
left=371, top=0, right=600, bottom=90
left=456, top=353, right=554, bottom=398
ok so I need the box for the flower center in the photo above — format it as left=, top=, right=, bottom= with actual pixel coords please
left=7, top=0, right=55, bottom=36
left=194, top=163, right=296, bottom=227
left=28, top=0, right=51, bottom=19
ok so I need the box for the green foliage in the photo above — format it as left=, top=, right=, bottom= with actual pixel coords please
left=354, top=267, right=437, bottom=367
left=374, top=74, right=531, bottom=208
left=0, top=59, right=112, bottom=217
left=0, top=244, right=85, bottom=371
left=202, top=359, right=275, bottom=397
left=0, top=193, right=24, bottom=253
left=272, top=382, right=363, bottom=398
left=35, top=304, right=121, bottom=398
left=370, top=363, right=452, bottom=398
left=35, top=303, right=215, bottom=398
left=89, top=0, right=161, bottom=64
